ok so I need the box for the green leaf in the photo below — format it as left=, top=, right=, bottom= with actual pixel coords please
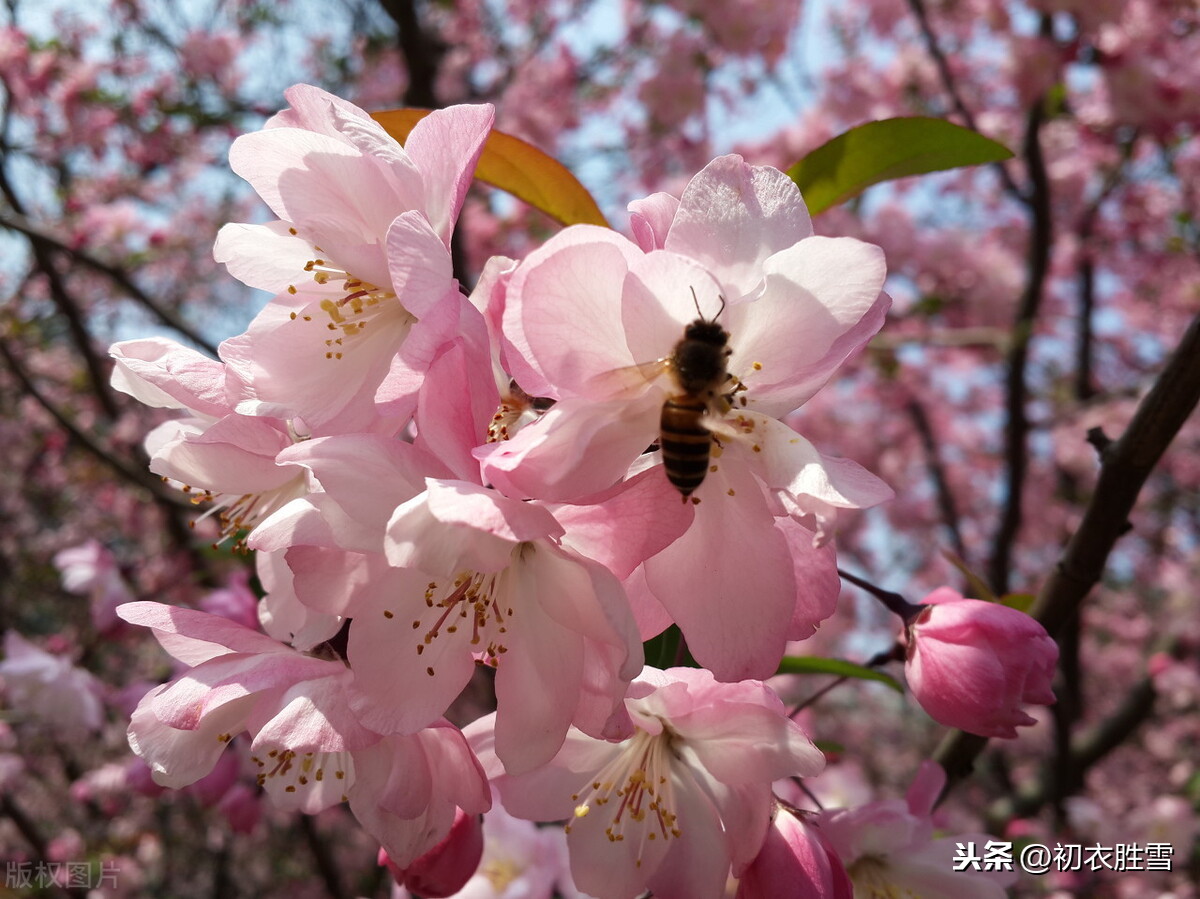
left=372, top=109, right=609, bottom=228
left=999, top=593, right=1036, bottom=613
left=786, top=118, right=1014, bottom=215
left=775, top=656, right=903, bottom=693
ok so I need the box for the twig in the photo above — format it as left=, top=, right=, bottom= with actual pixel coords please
left=299, top=813, right=350, bottom=899
left=0, top=210, right=219, bottom=357
left=1073, top=134, right=1137, bottom=402
left=905, top=0, right=1023, bottom=200
left=0, top=180, right=120, bottom=420
left=987, top=672, right=1158, bottom=823
left=0, top=335, right=166, bottom=494
left=988, top=76, right=1054, bottom=597
left=0, top=795, right=89, bottom=898
left=906, top=398, right=967, bottom=561
left=837, top=569, right=921, bottom=619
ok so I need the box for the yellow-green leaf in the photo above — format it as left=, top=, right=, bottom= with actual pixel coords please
left=941, top=549, right=997, bottom=602
left=787, top=117, right=1014, bottom=215
left=1000, top=593, right=1036, bottom=612
left=372, top=109, right=609, bottom=228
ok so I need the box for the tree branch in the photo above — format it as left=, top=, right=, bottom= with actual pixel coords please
left=298, top=814, right=350, bottom=899
left=377, top=0, right=444, bottom=108
left=987, top=672, right=1158, bottom=823
left=988, top=77, right=1054, bottom=597
left=0, top=210, right=219, bottom=357
left=0, top=335, right=177, bottom=500
left=906, top=398, right=968, bottom=561
left=937, top=310, right=1200, bottom=792
left=0, top=182, right=121, bottom=421
left=905, top=0, right=1023, bottom=200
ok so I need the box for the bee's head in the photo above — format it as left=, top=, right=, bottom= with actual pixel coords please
left=686, top=286, right=728, bottom=343
left=683, top=319, right=729, bottom=346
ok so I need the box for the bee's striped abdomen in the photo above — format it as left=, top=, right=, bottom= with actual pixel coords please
left=660, top=395, right=712, bottom=496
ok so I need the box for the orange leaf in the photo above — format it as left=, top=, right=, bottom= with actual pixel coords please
left=372, top=109, right=609, bottom=229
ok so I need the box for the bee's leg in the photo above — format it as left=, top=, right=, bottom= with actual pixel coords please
left=723, top=374, right=750, bottom=408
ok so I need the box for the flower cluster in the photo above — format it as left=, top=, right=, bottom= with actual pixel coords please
left=108, top=85, right=1051, bottom=897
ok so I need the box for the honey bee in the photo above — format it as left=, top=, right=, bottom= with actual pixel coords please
left=588, top=288, right=743, bottom=499
left=659, top=294, right=732, bottom=497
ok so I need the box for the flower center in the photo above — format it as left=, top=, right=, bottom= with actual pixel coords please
left=285, top=256, right=413, bottom=360
left=567, top=730, right=681, bottom=854
left=406, top=569, right=513, bottom=673
left=487, top=381, right=553, bottom=442
left=175, top=470, right=308, bottom=552
left=481, top=857, right=522, bottom=892
left=847, top=854, right=916, bottom=899
left=250, top=747, right=353, bottom=806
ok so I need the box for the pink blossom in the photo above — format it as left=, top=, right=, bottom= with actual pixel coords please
left=215, top=85, right=494, bottom=433
left=247, top=428, right=656, bottom=772
left=255, top=548, right=343, bottom=652
left=53, top=540, right=134, bottom=634
left=117, top=601, right=377, bottom=789
left=906, top=588, right=1058, bottom=738
left=350, top=478, right=645, bottom=772
left=110, top=337, right=311, bottom=546
left=199, top=568, right=260, bottom=631
left=442, top=795, right=581, bottom=899
left=819, top=762, right=1016, bottom=898
left=735, top=806, right=852, bottom=899
left=216, top=783, right=263, bottom=834
left=472, top=667, right=824, bottom=899
left=347, top=724, right=492, bottom=867
left=118, top=601, right=489, bottom=866
left=0, top=631, right=104, bottom=736
left=479, top=155, right=892, bottom=680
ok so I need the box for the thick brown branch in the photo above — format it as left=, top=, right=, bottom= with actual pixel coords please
left=1034, top=312, right=1200, bottom=634
left=937, top=310, right=1200, bottom=792
left=378, top=0, right=443, bottom=108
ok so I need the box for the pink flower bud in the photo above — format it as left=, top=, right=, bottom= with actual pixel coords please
left=736, top=806, right=852, bottom=899
left=906, top=588, right=1058, bottom=738
left=381, top=806, right=484, bottom=898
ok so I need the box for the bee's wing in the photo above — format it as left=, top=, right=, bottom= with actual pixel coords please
left=586, top=357, right=672, bottom=399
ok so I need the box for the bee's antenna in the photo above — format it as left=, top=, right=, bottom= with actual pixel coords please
left=690, top=286, right=727, bottom=322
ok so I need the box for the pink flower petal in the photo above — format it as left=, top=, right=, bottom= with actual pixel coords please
left=116, top=601, right=286, bottom=664
left=504, top=225, right=644, bottom=397
left=628, top=192, right=680, bottom=251
left=665, top=155, right=813, bottom=299
left=643, top=464, right=794, bottom=681
left=385, top=210, right=456, bottom=319
left=403, top=103, right=495, bottom=244
left=110, top=338, right=231, bottom=417
left=477, top=396, right=661, bottom=503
